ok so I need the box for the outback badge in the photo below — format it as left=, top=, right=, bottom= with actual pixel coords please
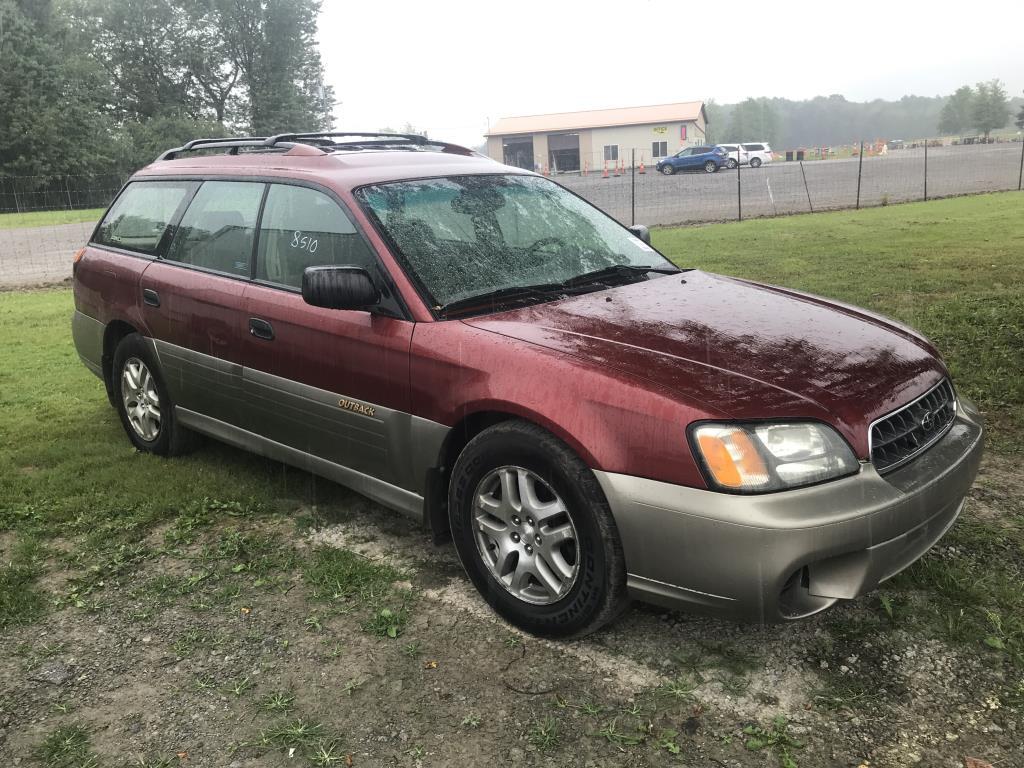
left=338, top=397, right=375, bottom=417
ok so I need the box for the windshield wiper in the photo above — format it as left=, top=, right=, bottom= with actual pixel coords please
left=436, top=282, right=568, bottom=318
left=561, top=263, right=683, bottom=289
left=435, top=265, right=686, bottom=319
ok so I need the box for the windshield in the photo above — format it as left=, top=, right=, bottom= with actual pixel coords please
left=355, top=174, right=675, bottom=311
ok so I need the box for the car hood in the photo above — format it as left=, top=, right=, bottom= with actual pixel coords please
left=462, top=270, right=947, bottom=457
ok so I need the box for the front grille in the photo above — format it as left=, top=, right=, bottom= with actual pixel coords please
left=870, top=380, right=956, bottom=473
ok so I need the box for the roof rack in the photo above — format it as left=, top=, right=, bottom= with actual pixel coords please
left=156, top=131, right=476, bottom=161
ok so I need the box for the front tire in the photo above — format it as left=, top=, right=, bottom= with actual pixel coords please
left=704, top=160, right=718, bottom=173
left=660, top=164, right=675, bottom=175
left=112, top=333, right=197, bottom=456
left=448, top=421, right=628, bottom=638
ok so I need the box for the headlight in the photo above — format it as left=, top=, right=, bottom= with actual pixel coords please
left=690, top=422, right=858, bottom=493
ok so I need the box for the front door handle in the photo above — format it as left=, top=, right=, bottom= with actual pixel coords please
left=142, top=288, right=160, bottom=307
left=249, top=317, right=274, bottom=341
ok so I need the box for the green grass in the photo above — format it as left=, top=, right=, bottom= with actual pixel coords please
left=303, top=547, right=414, bottom=638
left=0, top=289, right=358, bottom=628
left=36, top=724, right=99, bottom=768
left=0, top=534, right=48, bottom=629
left=0, top=208, right=104, bottom=229
left=653, top=191, right=1024, bottom=454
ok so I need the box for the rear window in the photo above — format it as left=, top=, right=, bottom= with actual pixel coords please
left=742, top=144, right=765, bottom=151
left=165, top=181, right=264, bottom=276
left=93, top=181, right=196, bottom=254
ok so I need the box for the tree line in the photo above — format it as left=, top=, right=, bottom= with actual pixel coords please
left=708, top=80, right=1022, bottom=148
left=938, top=82, right=1019, bottom=138
left=0, top=0, right=333, bottom=184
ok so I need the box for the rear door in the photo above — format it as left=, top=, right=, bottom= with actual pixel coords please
left=141, top=180, right=265, bottom=427
left=239, top=182, right=419, bottom=490
left=77, top=180, right=197, bottom=359
left=688, top=147, right=710, bottom=168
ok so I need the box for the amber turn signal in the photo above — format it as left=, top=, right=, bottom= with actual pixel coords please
left=695, top=426, right=770, bottom=489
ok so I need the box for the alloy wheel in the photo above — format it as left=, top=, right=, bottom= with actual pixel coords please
left=472, top=466, right=580, bottom=605
left=121, top=357, right=161, bottom=441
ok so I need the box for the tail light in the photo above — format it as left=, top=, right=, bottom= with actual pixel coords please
left=72, top=247, right=86, bottom=277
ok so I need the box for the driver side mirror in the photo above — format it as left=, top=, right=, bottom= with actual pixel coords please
left=627, top=225, right=651, bottom=245
left=302, top=266, right=380, bottom=310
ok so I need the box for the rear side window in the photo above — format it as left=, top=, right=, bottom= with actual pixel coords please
left=255, top=184, right=376, bottom=289
left=742, top=144, right=764, bottom=151
left=94, top=181, right=196, bottom=255
left=165, top=181, right=264, bottom=277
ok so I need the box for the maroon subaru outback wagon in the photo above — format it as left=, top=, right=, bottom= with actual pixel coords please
left=72, top=132, right=984, bottom=637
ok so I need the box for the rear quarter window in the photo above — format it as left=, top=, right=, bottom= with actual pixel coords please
left=93, top=181, right=196, bottom=255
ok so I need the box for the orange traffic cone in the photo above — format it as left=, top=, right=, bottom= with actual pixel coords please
left=583, top=161, right=588, bottom=176
left=542, top=164, right=549, bottom=176
left=613, top=161, right=621, bottom=177
left=638, top=160, right=646, bottom=174
left=602, top=162, right=609, bottom=179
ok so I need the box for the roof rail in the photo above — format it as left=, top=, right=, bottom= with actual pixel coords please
left=158, top=137, right=271, bottom=161
left=265, top=131, right=429, bottom=146
left=157, top=131, right=477, bottom=162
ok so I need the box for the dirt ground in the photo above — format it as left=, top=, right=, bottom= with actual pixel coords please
left=1, top=455, right=1022, bottom=768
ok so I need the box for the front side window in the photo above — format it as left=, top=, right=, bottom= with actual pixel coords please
left=256, top=184, right=376, bottom=288
left=675, top=148, right=692, bottom=157
left=356, top=175, right=676, bottom=314
left=652, top=141, right=668, bottom=158
left=94, top=181, right=196, bottom=254
left=165, top=181, right=264, bottom=276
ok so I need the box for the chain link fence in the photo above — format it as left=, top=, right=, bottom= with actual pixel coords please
left=552, top=139, right=1024, bottom=227
left=0, top=174, right=126, bottom=215
left=1, top=140, right=1023, bottom=288
left=0, top=174, right=125, bottom=287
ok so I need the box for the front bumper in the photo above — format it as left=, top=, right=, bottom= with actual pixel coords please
left=594, top=396, right=984, bottom=623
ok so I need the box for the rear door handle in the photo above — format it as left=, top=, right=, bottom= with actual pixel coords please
left=249, top=317, right=274, bottom=341
left=142, top=288, right=160, bottom=307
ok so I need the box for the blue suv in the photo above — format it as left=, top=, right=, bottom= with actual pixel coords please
left=657, top=145, right=727, bottom=175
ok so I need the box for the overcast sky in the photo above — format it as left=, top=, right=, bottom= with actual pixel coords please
left=318, top=0, right=1024, bottom=146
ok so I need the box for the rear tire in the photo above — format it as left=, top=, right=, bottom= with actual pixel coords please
left=704, top=161, right=718, bottom=173
left=448, top=421, right=628, bottom=638
left=726, top=158, right=738, bottom=169
left=112, top=333, right=198, bottom=456
left=750, top=157, right=762, bottom=168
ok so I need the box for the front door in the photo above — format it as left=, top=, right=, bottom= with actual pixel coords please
left=239, top=183, right=417, bottom=489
